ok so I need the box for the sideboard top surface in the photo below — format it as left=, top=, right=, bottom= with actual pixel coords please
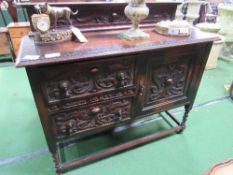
left=15, top=1, right=180, bottom=6
left=16, top=28, right=218, bottom=67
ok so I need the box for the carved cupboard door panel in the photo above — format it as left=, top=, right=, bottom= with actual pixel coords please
left=135, top=50, right=195, bottom=116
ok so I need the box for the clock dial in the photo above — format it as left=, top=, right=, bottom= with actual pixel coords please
left=37, top=18, right=50, bottom=33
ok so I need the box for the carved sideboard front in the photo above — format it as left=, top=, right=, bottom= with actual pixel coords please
left=17, top=26, right=217, bottom=173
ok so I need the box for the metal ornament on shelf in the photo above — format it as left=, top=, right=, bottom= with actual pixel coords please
left=119, top=0, right=149, bottom=40
left=31, top=3, right=78, bottom=45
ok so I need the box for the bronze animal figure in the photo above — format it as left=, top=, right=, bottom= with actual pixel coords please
left=37, top=3, right=78, bottom=28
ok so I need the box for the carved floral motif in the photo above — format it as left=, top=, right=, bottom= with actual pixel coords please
left=48, top=89, right=135, bottom=113
left=56, top=12, right=171, bottom=28
left=149, top=63, right=188, bottom=102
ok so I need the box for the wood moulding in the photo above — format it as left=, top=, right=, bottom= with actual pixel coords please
left=16, top=2, right=180, bottom=32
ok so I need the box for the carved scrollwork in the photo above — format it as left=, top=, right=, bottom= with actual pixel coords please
left=149, top=63, right=188, bottom=102
left=95, top=72, right=117, bottom=89
left=43, top=59, right=134, bottom=102
left=54, top=99, right=131, bottom=138
left=73, top=12, right=128, bottom=24
left=47, top=89, right=135, bottom=113
left=46, top=75, right=93, bottom=100
left=69, top=76, right=93, bottom=94
left=55, top=11, right=170, bottom=28
left=95, top=70, right=131, bottom=89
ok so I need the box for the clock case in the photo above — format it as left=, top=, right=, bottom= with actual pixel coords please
left=30, top=6, right=73, bottom=45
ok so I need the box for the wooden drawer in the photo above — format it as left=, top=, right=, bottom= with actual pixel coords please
left=0, top=32, right=10, bottom=55
left=9, top=27, right=30, bottom=38
left=11, top=38, right=21, bottom=54
left=47, top=88, right=136, bottom=114
left=7, top=22, right=30, bottom=57
left=41, top=56, right=136, bottom=104
left=53, top=98, right=132, bottom=139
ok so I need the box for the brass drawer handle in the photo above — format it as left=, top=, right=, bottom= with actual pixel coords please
left=116, top=72, right=127, bottom=87
left=89, top=67, right=99, bottom=73
left=58, top=80, right=70, bottom=98
left=66, top=119, right=77, bottom=134
left=165, top=78, right=173, bottom=86
left=90, top=107, right=101, bottom=115
left=139, top=82, right=145, bottom=96
left=67, top=119, right=76, bottom=128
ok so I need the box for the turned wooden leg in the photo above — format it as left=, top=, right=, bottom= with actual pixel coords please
left=52, top=151, right=63, bottom=175
left=177, top=104, right=191, bottom=133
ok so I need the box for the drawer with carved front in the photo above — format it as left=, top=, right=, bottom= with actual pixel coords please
left=47, top=88, right=136, bottom=114
left=41, top=57, right=135, bottom=104
left=53, top=99, right=132, bottom=139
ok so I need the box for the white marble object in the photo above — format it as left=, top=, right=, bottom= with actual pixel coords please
left=185, top=1, right=206, bottom=24
left=119, top=0, right=149, bottom=40
left=218, top=4, right=233, bottom=62
left=196, top=22, right=224, bottom=69
left=175, top=2, right=185, bottom=20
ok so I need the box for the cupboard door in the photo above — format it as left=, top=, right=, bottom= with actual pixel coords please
left=135, top=50, right=195, bottom=116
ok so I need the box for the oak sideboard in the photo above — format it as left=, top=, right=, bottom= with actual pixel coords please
left=16, top=1, right=218, bottom=174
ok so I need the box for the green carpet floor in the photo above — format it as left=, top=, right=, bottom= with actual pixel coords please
left=0, top=60, right=232, bottom=175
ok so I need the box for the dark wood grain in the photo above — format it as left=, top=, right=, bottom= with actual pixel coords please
left=24, top=39, right=214, bottom=173
left=7, top=0, right=18, bottom=22
left=17, top=2, right=217, bottom=174
left=16, top=29, right=218, bottom=67
left=16, top=1, right=179, bottom=31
